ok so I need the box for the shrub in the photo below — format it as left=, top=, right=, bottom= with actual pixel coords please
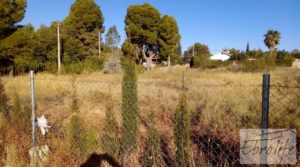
left=5, top=94, right=32, bottom=165
left=83, top=55, right=105, bottom=72
left=174, top=74, right=191, bottom=167
left=141, top=110, right=163, bottom=167
left=276, top=54, right=295, bottom=67
left=190, top=54, right=211, bottom=69
left=5, top=144, right=22, bottom=167
left=120, top=58, right=139, bottom=156
left=62, top=62, right=84, bottom=74
left=103, top=54, right=122, bottom=74
left=226, top=62, right=246, bottom=72
left=135, top=64, right=145, bottom=74
left=171, top=54, right=184, bottom=65
left=68, top=80, right=89, bottom=164
left=0, top=79, right=9, bottom=119
left=101, top=99, right=119, bottom=158
left=242, top=54, right=276, bottom=72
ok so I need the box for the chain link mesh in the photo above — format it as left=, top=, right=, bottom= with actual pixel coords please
left=0, top=74, right=299, bottom=166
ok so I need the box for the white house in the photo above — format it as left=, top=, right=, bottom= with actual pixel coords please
left=210, top=51, right=231, bottom=61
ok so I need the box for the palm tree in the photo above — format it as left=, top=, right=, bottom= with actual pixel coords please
left=264, top=29, right=281, bottom=54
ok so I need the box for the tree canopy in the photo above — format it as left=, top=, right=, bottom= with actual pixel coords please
left=0, top=24, right=38, bottom=74
left=105, top=25, right=121, bottom=50
left=264, top=29, right=281, bottom=54
left=0, top=0, right=27, bottom=39
left=183, top=43, right=210, bottom=63
left=158, top=15, right=181, bottom=62
left=123, top=3, right=181, bottom=65
left=63, top=0, right=105, bottom=58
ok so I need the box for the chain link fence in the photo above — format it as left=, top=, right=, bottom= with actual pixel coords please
left=0, top=72, right=299, bottom=166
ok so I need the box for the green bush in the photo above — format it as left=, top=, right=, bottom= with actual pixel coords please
left=141, top=110, right=163, bottom=167
left=62, top=56, right=105, bottom=74
left=135, top=64, right=145, bottom=74
left=174, top=75, right=191, bottom=167
left=103, top=54, right=122, bottom=74
left=83, top=55, right=105, bottom=72
left=242, top=54, right=276, bottom=72
left=209, top=60, right=232, bottom=68
left=120, top=58, right=139, bottom=156
left=276, top=55, right=295, bottom=67
left=190, top=55, right=211, bottom=69
left=171, top=54, right=184, bottom=65
left=0, top=79, right=9, bottom=119
left=68, top=81, right=89, bottom=164
left=101, top=100, right=119, bottom=158
left=62, top=62, right=84, bottom=74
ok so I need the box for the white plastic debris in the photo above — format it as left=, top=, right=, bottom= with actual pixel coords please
left=37, top=115, right=50, bottom=136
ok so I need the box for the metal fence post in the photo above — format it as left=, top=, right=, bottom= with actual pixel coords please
left=261, top=73, right=270, bottom=166
left=30, top=71, right=37, bottom=167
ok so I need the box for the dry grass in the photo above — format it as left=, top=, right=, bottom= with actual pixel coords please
left=1, top=66, right=299, bottom=166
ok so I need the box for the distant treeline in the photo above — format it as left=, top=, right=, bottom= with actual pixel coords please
left=0, top=0, right=299, bottom=75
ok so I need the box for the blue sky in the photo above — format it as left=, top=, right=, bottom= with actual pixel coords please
left=21, top=0, right=300, bottom=53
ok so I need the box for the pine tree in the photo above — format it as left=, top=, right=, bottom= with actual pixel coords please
left=0, top=0, right=27, bottom=39
left=174, top=74, right=191, bottom=167
left=246, top=42, right=250, bottom=53
left=0, top=25, right=38, bottom=74
left=158, top=15, right=181, bottom=62
left=63, top=0, right=104, bottom=59
left=105, top=25, right=121, bottom=50
left=176, top=42, right=182, bottom=56
left=120, top=58, right=139, bottom=156
left=102, top=99, right=119, bottom=158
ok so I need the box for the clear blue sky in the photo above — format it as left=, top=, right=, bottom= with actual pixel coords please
left=20, top=0, right=300, bottom=53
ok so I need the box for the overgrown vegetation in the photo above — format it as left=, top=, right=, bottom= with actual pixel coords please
left=0, top=67, right=299, bottom=166
left=141, top=109, right=163, bottom=167
left=174, top=74, right=191, bottom=167
left=120, top=58, right=139, bottom=157
left=68, top=79, right=97, bottom=165
left=101, top=96, right=119, bottom=159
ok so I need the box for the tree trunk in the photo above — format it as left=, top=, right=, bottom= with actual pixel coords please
left=142, top=45, right=155, bottom=70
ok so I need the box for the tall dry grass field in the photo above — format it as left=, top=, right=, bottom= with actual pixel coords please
left=1, top=66, right=299, bottom=166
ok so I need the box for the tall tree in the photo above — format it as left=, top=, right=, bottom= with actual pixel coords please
left=176, top=41, right=182, bottom=56
left=124, top=3, right=160, bottom=67
left=105, top=25, right=121, bottom=50
left=158, top=15, right=181, bottom=63
left=121, top=39, right=138, bottom=60
left=246, top=42, right=250, bottom=53
left=63, top=0, right=104, bottom=59
left=183, top=42, right=210, bottom=63
left=0, top=24, right=38, bottom=74
left=0, top=0, right=27, bottom=39
left=264, top=29, right=281, bottom=54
